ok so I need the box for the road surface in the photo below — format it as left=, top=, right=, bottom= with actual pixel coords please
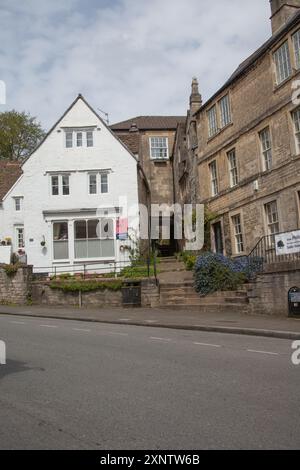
left=0, top=314, right=299, bottom=449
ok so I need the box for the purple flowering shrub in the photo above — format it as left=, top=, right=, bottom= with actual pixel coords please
left=194, top=252, right=262, bottom=296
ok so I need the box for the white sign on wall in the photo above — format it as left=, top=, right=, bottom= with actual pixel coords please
left=275, top=230, right=300, bottom=256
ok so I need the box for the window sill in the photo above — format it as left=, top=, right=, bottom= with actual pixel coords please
left=273, top=68, right=300, bottom=92
left=74, top=257, right=115, bottom=263
left=207, top=122, right=233, bottom=143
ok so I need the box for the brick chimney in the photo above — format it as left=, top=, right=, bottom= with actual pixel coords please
left=189, top=77, right=202, bottom=115
left=270, top=0, right=300, bottom=34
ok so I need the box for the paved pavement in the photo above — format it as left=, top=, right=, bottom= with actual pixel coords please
left=0, top=304, right=300, bottom=339
left=0, top=314, right=299, bottom=449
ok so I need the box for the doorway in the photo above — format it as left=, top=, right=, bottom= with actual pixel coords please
left=212, top=221, right=224, bottom=254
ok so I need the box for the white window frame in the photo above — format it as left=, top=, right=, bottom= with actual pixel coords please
left=219, top=95, right=231, bottom=128
left=14, top=197, right=22, bottom=211
left=53, top=221, right=69, bottom=261
left=51, top=174, right=70, bottom=196
left=227, top=149, right=238, bottom=187
left=292, top=108, right=300, bottom=153
left=100, top=173, right=108, bottom=193
left=15, top=226, right=25, bottom=249
left=89, top=174, right=98, bottom=195
left=273, top=41, right=292, bottom=85
left=259, top=127, right=272, bottom=171
left=207, top=105, right=218, bottom=138
left=232, top=214, right=244, bottom=254
left=149, top=137, right=169, bottom=160
left=76, top=131, right=83, bottom=147
left=74, top=218, right=114, bottom=260
left=64, top=129, right=95, bottom=148
left=293, top=29, right=300, bottom=70
left=209, top=160, right=219, bottom=197
left=88, top=172, right=109, bottom=195
left=265, top=201, right=280, bottom=237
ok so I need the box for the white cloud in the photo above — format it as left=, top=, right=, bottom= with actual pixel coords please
left=0, top=0, right=270, bottom=128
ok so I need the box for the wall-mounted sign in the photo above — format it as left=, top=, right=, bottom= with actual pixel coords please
left=116, top=218, right=128, bottom=241
left=275, top=230, right=300, bottom=256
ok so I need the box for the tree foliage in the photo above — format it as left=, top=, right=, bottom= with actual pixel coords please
left=0, top=110, right=45, bottom=161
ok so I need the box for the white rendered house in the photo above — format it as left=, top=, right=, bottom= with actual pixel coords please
left=0, top=95, right=142, bottom=274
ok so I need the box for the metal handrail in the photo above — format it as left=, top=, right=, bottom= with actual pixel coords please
left=248, top=228, right=300, bottom=272
left=32, top=257, right=155, bottom=279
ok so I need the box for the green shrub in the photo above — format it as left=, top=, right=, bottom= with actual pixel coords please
left=3, top=263, right=20, bottom=277
left=49, top=280, right=123, bottom=293
left=120, top=264, right=156, bottom=279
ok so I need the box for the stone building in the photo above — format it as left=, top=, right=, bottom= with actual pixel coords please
left=174, top=0, right=300, bottom=257
left=111, top=115, right=185, bottom=254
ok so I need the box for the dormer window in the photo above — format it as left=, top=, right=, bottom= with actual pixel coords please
left=64, top=129, right=95, bottom=148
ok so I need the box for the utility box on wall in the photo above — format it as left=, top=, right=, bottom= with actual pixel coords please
left=288, top=287, right=300, bottom=317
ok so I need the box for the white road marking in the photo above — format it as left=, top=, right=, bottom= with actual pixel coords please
left=107, top=332, right=128, bottom=336
left=119, top=319, right=131, bottom=321
left=10, top=321, right=26, bottom=325
left=39, top=324, right=58, bottom=329
left=150, top=337, right=171, bottom=342
left=193, top=342, right=221, bottom=348
left=72, top=328, right=91, bottom=332
left=145, top=320, right=158, bottom=324
left=247, top=349, right=279, bottom=356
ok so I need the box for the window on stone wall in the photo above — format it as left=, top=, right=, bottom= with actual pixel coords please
left=259, top=127, right=272, bottom=171
left=273, top=41, right=292, bottom=85
left=293, top=29, right=300, bottom=70
left=227, top=149, right=238, bottom=187
left=150, top=137, right=169, bottom=159
left=292, top=108, right=300, bottom=153
left=207, top=105, right=218, bottom=138
left=219, top=95, right=231, bottom=128
left=232, top=214, right=244, bottom=254
left=265, top=201, right=280, bottom=238
left=209, top=160, right=219, bottom=197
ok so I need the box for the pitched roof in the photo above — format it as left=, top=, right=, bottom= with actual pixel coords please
left=196, top=9, right=300, bottom=113
left=0, top=161, right=22, bottom=201
left=116, top=133, right=140, bottom=154
left=110, top=116, right=186, bottom=131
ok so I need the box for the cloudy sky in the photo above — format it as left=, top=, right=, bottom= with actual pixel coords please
left=0, top=0, right=270, bottom=129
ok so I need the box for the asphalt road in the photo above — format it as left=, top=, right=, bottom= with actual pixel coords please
left=0, top=313, right=299, bottom=450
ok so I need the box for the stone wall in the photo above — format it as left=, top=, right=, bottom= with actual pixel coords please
left=141, top=279, right=160, bottom=307
left=247, top=261, right=300, bottom=316
left=31, top=281, right=123, bottom=308
left=0, top=265, right=32, bottom=304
